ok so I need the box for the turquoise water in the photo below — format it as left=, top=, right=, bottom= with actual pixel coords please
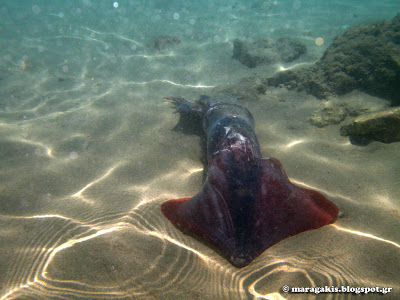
left=1, top=1, right=400, bottom=299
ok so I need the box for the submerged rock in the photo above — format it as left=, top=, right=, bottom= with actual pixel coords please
left=310, top=102, right=348, bottom=127
left=232, top=37, right=307, bottom=68
left=276, top=37, right=308, bottom=63
left=151, top=35, right=180, bottom=50
left=340, top=107, right=400, bottom=145
left=267, top=13, right=400, bottom=106
left=212, top=76, right=268, bottom=102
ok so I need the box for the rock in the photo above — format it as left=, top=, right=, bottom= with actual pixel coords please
left=267, top=13, right=400, bottom=106
left=212, top=76, right=268, bottom=102
left=232, top=38, right=277, bottom=68
left=276, top=37, right=307, bottom=62
left=232, top=37, right=307, bottom=68
left=340, top=107, right=400, bottom=144
left=310, top=102, right=348, bottom=127
left=151, top=35, right=180, bottom=50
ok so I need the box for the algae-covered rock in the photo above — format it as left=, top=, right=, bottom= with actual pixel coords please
left=212, top=76, right=268, bottom=102
left=340, top=107, right=400, bottom=144
left=151, top=35, right=180, bottom=50
left=232, top=37, right=307, bottom=68
left=310, top=102, right=348, bottom=127
left=267, top=13, right=400, bottom=106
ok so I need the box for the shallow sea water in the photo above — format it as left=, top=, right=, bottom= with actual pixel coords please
left=1, top=1, right=400, bottom=299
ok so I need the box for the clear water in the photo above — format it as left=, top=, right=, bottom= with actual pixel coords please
left=1, top=1, right=399, bottom=299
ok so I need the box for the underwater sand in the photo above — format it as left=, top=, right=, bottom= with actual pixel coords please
left=1, top=1, right=400, bottom=299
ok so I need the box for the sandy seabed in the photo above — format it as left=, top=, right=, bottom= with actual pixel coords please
left=1, top=2, right=400, bottom=299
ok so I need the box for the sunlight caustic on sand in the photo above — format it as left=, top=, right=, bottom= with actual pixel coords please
left=72, top=163, right=124, bottom=198
left=331, top=225, right=400, bottom=249
left=129, top=164, right=203, bottom=210
left=282, top=139, right=304, bottom=149
left=41, top=225, right=125, bottom=275
left=122, top=79, right=215, bottom=89
left=146, top=230, right=225, bottom=268
left=82, top=26, right=144, bottom=47
left=277, top=62, right=315, bottom=72
left=11, top=137, right=54, bottom=158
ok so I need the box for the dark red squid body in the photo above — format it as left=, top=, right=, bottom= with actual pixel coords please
left=161, top=94, right=339, bottom=267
